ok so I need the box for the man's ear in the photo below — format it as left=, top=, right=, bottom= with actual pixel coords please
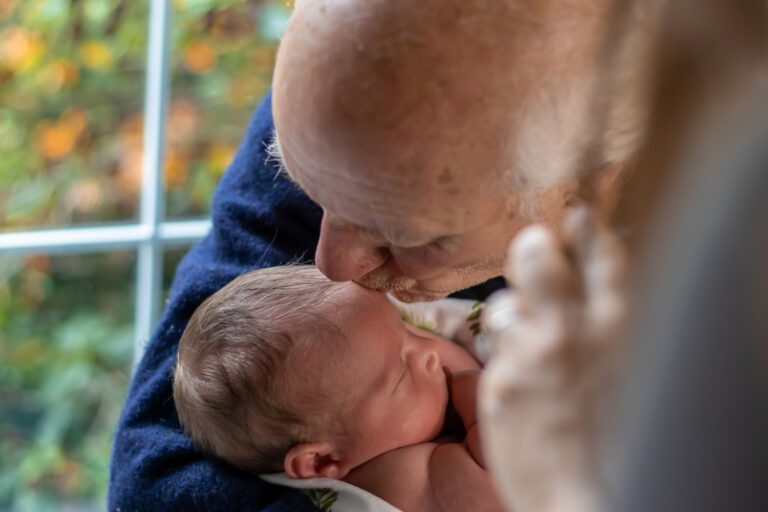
left=284, top=441, right=344, bottom=479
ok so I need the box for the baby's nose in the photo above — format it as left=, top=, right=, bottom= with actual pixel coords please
left=421, top=350, right=440, bottom=375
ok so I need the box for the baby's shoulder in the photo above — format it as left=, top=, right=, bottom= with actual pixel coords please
left=344, top=442, right=441, bottom=511
left=345, top=440, right=488, bottom=512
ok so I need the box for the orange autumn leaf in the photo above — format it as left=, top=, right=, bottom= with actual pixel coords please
left=164, top=149, right=188, bottom=189
left=182, top=40, right=216, bottom=74
left=116, top=151, right=142, bottom=196
left=39, top=59, right=80, bottom=92
left=50, top=58, right=80, bottom=87
left=119, top=112, right=144, bottom=147
left=1, top=26, right=44, bottom=71
left=61, top=108, right=88, bottom=135
left=116, top=113, right=144, bottom=195
left=34, top=109, right=89, bottom=160
left=35, top=122, right=77, bottom=159
left=167, top=99, right=201, bottom=143
left=0, top=0, right=17, bottom=20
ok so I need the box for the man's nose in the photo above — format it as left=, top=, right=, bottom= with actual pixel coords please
left=315, top=215, right=390, bottom=282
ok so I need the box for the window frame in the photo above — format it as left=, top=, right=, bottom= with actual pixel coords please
left=0, top=0, right=207, bottom=364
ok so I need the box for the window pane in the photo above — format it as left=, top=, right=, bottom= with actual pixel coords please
left=165, top=0, right=290, bottom=220
left=0, top=0, right=148, bottom=232
left=0, top=252, right=135, bottom=510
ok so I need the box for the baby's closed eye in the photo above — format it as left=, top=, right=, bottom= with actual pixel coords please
left=391, top=362, right=407, bottom=395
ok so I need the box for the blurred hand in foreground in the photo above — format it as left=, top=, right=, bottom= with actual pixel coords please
left=479, top=207, right=627, bottom=512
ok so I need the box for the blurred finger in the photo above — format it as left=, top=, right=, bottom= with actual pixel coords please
left=484, top=290, right=522, bottom=333
left=479, top=290, right=524, bottom=359
left=565, top=206, right=626, bottom=301
left=507, top=224, right=579, bottom=309
left=565, top=206, right=627, bottom=347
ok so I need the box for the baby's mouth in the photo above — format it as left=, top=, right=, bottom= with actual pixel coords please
left=440, top=366, right=451, bottom=401
left=442, top=365, right=452, bottom=384
left=440, top=367, right=465, bottom=438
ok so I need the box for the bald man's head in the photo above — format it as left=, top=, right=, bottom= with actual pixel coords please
left=271, top=0, right=629, bottom=300
left=275, top=0, right=613, bottom=187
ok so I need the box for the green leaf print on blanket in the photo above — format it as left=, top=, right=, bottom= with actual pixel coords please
left=466, top=301, right=484, bottom=336
left=307, top=488, right=339, bottom=511
left=398, top=309, right=437, bottom=333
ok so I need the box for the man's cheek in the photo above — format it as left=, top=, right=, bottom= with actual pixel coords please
left=391, top=252, right=464, bottom=281
left=393, top=260, right=444, bottom=281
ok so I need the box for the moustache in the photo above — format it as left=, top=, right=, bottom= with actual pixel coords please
left=355, top=269, right=417, bottom=292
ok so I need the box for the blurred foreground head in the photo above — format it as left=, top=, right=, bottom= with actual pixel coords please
left=272, top=0, right=651, bottom=301
left=609, top=0, right=768, bottom=509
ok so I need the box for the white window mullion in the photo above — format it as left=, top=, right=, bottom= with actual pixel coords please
left=0, top=221, right=210, bottom=255
left=0, top=225, right=152, bottom=254
left=135, top=0, right=173, bottom=363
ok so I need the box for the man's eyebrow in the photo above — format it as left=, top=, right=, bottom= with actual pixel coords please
left=265, top=136, right=455, bottom=246
left=265, top=132, right=298, bottom=184
left=347, top=221, right=458, bottom=247
left=354, top=224, right=429, bottom=247
left=380, top=228, right=455, bottom=247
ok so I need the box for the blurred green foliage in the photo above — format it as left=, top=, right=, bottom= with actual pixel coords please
left=0, top=0, right=289, bottom=509
left=0, top=253, right=135, bottom=511
left=0, top=0, right=288, bottom=229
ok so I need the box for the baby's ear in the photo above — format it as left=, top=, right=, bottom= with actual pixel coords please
left=284, top=442, right=343, bottom=479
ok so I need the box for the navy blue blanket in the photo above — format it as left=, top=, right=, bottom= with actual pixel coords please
left=109, top=92, right=504, bottom=511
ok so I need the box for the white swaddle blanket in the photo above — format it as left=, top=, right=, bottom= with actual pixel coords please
left=261, top=473, right=401, bottom=512
left=260, top=298, right=486, bottom=512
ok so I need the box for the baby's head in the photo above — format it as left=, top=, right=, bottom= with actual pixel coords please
left=174, top=265, right=449, bottom=479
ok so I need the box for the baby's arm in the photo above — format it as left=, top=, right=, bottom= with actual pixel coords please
left=345, top=441, right=503, bottom=512
left=450, top=370, right=484, bottom=468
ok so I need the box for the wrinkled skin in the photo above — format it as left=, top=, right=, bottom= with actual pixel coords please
left=479, top=207, right=626, bottom=512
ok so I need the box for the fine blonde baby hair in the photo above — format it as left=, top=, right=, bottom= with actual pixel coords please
left=173, top=265, right=338, bottom=473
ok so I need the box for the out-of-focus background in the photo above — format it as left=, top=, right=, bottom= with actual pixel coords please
left=0, top=0, right=289, bottom=509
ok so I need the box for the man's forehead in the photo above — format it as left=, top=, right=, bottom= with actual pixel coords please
left=270, top=132, right=421, bottom=189
left=269, top=132, right=490, bottom=237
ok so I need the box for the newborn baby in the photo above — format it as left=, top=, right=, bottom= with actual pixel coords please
left=173, top=265, right=503, bottom=512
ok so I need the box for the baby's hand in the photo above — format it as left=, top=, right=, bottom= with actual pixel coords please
left=448, top=370, right=484, bottom=468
